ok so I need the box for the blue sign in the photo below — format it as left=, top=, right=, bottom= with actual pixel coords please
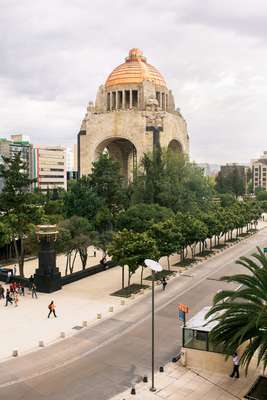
left=178, top=310, right=185, bottom=322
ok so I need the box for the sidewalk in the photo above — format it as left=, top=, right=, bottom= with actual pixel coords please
left=0, top=218, right=266, bottom=362
left=109, top=360, right=262, bottom=400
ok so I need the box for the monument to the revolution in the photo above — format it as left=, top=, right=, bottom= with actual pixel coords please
left=77, top=48, right=189, bottom=180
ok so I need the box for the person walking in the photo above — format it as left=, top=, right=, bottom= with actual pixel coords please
left=6, top=270, right=11, bottom=284
left=161, top=277, right=167, bottom=291
left=230, top=352, right=240, bottom=378
left=48, top=301, right=57, bottom=318
left=31, top=283, right=38, bottom=299
left=14, top=293, right=19, bottom=307
left=5, top=290, right=13, bottom=306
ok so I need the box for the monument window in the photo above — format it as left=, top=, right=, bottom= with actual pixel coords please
left=125, top=90, right=130, bottom=108
left=112, top=92, right=116, bottom=110
left=132, top=90, right=138, bottom=108
left=162, top=93, right=165, bottom=110
left=118, top=91, right=123, bottom=109
left=107, top=92, right=111, bottom=111
left=156, top=91, right=161, bottom=106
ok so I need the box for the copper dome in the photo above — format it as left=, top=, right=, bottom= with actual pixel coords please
left=105, top=48, right=167, bottom=89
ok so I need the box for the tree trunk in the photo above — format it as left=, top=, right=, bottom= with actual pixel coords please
left=167, top=256, right=170, bottom=271
left=140, top=266, right=144, bottom=286
left=122, top=265, right=125, bottom=289
left=70, top=250, right=78, bottom=274
left=210, top=238, right=212, bottom=250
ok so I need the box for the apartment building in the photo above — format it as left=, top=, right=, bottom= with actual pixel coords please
left=33, top=146, right=67, bottom=192
left=252, top=151, right=267, bottom=191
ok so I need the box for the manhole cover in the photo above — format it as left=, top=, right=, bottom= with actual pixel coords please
left=72, top=325, right=83, bottom=330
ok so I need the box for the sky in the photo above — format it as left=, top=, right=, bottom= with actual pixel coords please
left=0, top=0, right=267, bottom=164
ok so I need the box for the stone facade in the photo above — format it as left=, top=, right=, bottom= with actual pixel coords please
left=78, top=49, right=189, bottom=179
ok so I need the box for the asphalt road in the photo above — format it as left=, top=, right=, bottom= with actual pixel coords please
left=0, top=230, right=266, bottom=400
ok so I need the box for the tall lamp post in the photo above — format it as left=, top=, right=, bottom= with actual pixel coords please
left=144, top=259, right=163, bottom=392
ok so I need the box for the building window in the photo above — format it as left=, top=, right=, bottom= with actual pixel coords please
left=132, top=90, right=138, bottom=108
left=125, top=90, right=130, bottom=108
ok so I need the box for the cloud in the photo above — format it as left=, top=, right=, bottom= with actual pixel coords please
left=0, top=0, right=266, bottom=164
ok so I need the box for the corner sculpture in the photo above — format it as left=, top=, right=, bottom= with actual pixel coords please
left=34, top=225, right=62, bottom=293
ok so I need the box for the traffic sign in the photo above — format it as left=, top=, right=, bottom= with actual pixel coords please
left=178, top=310, right=185, bottom=322
left=178, top=303, right=189, bottom=313
left=264, top=248, right=267, bottom=254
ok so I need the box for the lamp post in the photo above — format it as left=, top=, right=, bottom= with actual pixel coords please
left=144, top=259, right=163, bottom=392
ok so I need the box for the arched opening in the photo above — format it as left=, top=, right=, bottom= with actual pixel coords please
left=168, top=139, right=183, bottom=154
left=95, top=138, right=137, bottom=182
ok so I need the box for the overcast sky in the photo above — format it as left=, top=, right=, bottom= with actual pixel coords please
left=0, top=0, right=267, bottom=164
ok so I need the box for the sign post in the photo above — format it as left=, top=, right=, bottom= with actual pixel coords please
left=178, top=304, right=189, bottom=326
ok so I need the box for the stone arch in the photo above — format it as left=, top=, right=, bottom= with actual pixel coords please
left=167, top=139, right=183, bottom=154
left=95, top=137, right=137, bottom=181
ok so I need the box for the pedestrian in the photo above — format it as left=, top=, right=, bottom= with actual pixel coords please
left=0, top=284, right=5, bottom=299
left=161, top=277, right=167, bottom=291
left=5, top=290, right=13, bottom=306
left=230, top=352, right=240, bottom=378
left=20, top=283, right=25, bottom=296
left=14, top=293, right=19, bottom=307
left=29, top=275, right=34, bottom=289
left=47, top=301, right=57, bottom=318
left=31, top=283, right=38, bottom=299
left=13, top=265, right=17, bottom=276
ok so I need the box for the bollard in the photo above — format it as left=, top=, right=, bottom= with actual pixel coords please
left=159, top=366, right=164, bottom=372
left=109, top=306, right=114, bottom=313
left=60, top=332, right=65, bottom=339
left=12, top=350, right=18, bottom=357
left=120, top=299, right=125, bottom=306
left=82, top=320, right=88, bottom=327
left=97, top=313, right=102, bottom=319
left=143, top=376, right=148, bottom=383
left=131, top=387, right=136, bottom=395
left=38, top=340, right=44, bottom=347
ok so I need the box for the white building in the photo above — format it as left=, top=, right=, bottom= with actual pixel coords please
left=33, top=146, right=67, bottom=192
left=252, top=151, right=267, bottom=191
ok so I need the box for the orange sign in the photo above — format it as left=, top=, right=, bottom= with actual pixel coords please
left=178, top=304, right=189, bottom=313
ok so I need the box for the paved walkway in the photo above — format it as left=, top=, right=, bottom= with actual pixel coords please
left=110, top=360, right=262, bottom=400
left=0, top=217, right=266, bottom=363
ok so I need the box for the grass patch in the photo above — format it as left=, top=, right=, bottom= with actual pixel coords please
left=110, top=283, right=149, bottom=298
left=145, top=269, right=175, bottom=281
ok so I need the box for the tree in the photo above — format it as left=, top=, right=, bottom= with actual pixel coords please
left=56, top=216, right=94, bottom=275
left=90, top=154, right=128, bottom=216
left=0, top=220, right=11, bottom=247
left=215, top=166, right=246, bottom=197
left=0, top=153, right=45, bottom=276
left=149, top=218, right=182, bottom=270
left=129, top=150, right=213, bottom=213
left=116, top=203, right=174, bottom=233
left=63, top=177, right=103, bottom=222
left=108, top=229, right=158, bottom=287
left=206, top=248, right=267, bottom=372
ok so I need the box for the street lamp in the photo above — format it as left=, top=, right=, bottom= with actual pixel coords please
left=144, top=259, right=163, bottom=392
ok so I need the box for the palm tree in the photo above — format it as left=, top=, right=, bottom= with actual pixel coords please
left=206, top=247, right=267, bottom=372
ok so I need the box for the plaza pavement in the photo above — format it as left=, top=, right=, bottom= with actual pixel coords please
left=109, top=360, right=261, bottom=400
left=0, top=217, right=266, bottom=364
